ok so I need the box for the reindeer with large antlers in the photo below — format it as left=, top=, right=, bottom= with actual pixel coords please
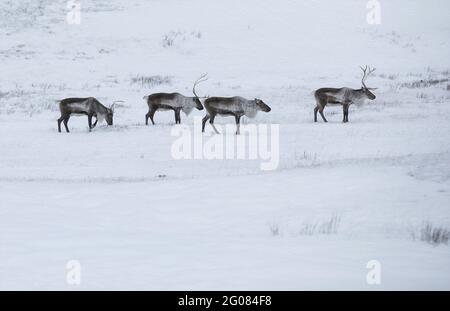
left=144, top=74, right=207, bottom=125
left=313, top=66, right=377, bottom=123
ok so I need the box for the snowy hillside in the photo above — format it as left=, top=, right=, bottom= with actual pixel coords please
left=0, top=0, right=449, bottom=290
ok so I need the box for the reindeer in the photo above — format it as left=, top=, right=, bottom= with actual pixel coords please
left=202, top=97, right=271, bottom=135
left=144, top=74, right=207, bottom=125
left=314, top=66, right=377, bottom=123
left=57, top=97, right=114, bottom=133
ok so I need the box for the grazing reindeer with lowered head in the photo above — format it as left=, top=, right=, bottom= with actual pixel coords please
left=202, top=96, right=271, bottom=135
left=314, top=66, right=377, bottom=123
left=144, top=74, right=207, bottom=125
left=57, top=97, right=114, bottom=133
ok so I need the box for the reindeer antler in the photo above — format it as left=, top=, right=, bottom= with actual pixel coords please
left=360, top=65, right=376, bottom=88
left=193, top=73, right=208, bottom=100
left=110, top=100, right=124, bottom=112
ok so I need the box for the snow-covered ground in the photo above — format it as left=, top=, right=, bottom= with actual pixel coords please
left=0, top=0, right=449, bottom=290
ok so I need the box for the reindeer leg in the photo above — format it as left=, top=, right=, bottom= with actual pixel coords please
left=92, top=118, right=98, bottom=128
left=319, top=108, right=327, bottom=122
left=174, top=108, right=181, bottom=124
left=318, top=99, right=328, bottom=122
left=343, top=102, right=351, bottom=122
left=210, top=115, right=220, bottom=134
left=314, top=107, right=319, bottom=122
left=149, top=109, right=156, bottom=125
left=235, top=115, right=241, bottom=135
left=211, top=124, right=220, bottom=134
left=346, top=103, right=351, bottom=122
left=57, top=115, right=65, bottom=132
left=202, top=115, right=210, bottom=132
left=343, top=104, right=349, bottom=123
left=145, top=106, right=156, bottom=125
left=88, top=115, right=93, bottom=131
left=63, top=116, right=70, bottom=133
left=145, top=111, right=152, bottom=125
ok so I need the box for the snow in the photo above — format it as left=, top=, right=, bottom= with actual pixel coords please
left=0, top=0, right=449, bottom=290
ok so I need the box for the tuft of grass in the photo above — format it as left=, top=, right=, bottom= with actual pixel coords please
left=162, top=33, right=176, bottom=48
left=411, top=222, right=449, bottom=246
left=269, top=223, right=280, bottom=236
left=299, top=215, right=341, bottom=235
left=130, top=75, right=172, bottom=88
left=377, top=73, right=399, bottom=80
left=400, top=78, right=448, bottom=89
left=161, top=30, right=202, bottom=48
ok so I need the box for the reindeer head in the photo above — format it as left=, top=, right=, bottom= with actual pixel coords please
left=255, top=99, right=271, bottom=112
left=360, top=65, right=377, bottom=100
left=192, top=73, right=208, bottom=110
left=106, top=104, right=115, bottom=125
left=192, top=97, right=204, bottom=110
